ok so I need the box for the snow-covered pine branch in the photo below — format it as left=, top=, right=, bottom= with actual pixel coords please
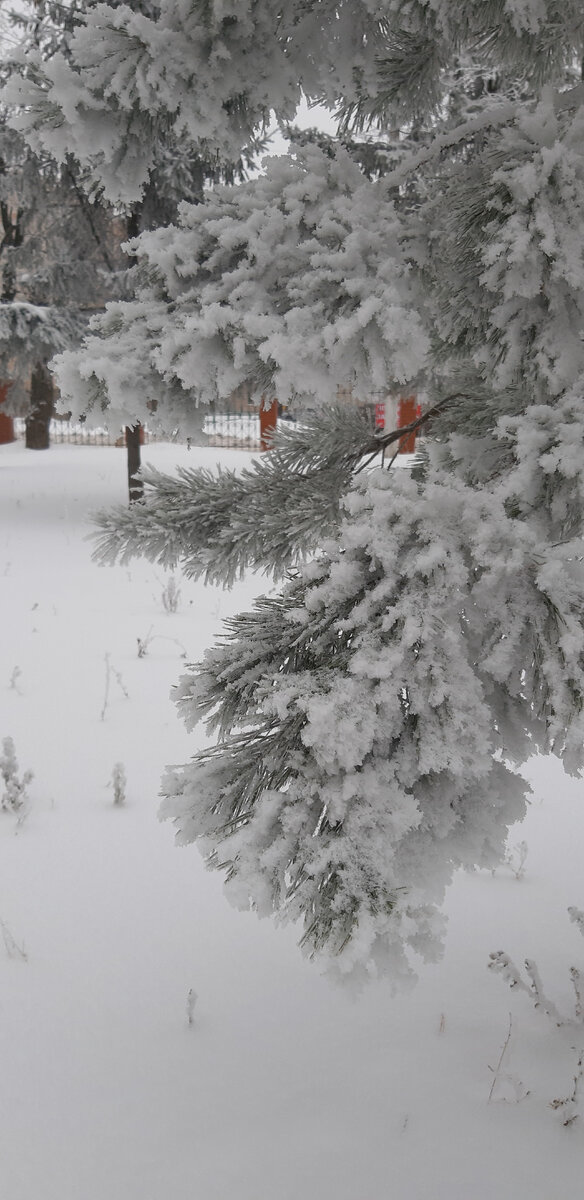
left=155, top=368, right=584, bottom=980
left=161, top=434, right=584, bottom=981
left=3, top=1, right=580, bottom=203
left=45, top=93, right=584, bottom=436
left=49, top=143, right=428, bottom=428
left=159, top=468, right=529, bottom=985
left=91, top=406, right=377, bottom=583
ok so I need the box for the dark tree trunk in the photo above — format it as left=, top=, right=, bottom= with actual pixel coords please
left=0, top=381, right=14, bottom=444
left=25, top=362, right=54, bottom=450
left=125, top=423, right=143, bottom=503
left=124, top=209, right=144, bottom=504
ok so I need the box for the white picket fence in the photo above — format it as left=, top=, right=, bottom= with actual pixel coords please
left=13, top=412, right=267, bottom=450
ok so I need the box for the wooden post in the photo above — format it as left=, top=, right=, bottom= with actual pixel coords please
left=125, top=423, right=144, bottom=503
left=259, top=398, right=278, bottom=450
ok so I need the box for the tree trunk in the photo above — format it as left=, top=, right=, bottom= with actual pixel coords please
left=25, top=362, right=53, bottom=450
left=124, top=209, right=144, bottom=503
left=0, top=382, right=14, bottom=444
left=125, top=423, right=143, bottom=503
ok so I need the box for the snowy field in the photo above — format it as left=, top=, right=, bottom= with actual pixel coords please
left=1, top=439, right=584, bottom=1200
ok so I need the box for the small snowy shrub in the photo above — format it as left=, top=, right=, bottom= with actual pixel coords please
left=0, top=737, right=33, bottom=813
left=186, top=987, right=197, bottom=1027
left=161, top=575, right=181, bottom=613
left=137, top=630, right=153, bottom=658
left=137, top=627, right=187, bottom=659
left=489, top=907, right=584, bottom=1125
left=8, top=666, right=22, bottom=692
left=110, top=762, right=126, bottom=806
left=504, top=840, right=529, bottom=881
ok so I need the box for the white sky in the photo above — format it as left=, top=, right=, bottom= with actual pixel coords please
left=267, top=96, right=338, bottom=156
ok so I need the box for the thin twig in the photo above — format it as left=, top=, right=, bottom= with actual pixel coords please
left=570, top=968, right=584, bottom=1021
left=551, top=1049, right=584, bottom=1126
left=524, top=959, right=563, bottom=1026
left=355, top=394, right=457, bottom=474
left=488, top=1013, right=513, bottom=1103
left=100, top=653, right=129, bottom=721
left=0, top=918, right=28, bottom=961
left=138, top=631, right=188, bottom=659
left=186, top=988, right=198, bottom=1027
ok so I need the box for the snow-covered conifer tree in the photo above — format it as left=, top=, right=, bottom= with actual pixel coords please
left=0, top=1, right=130, bottom=448
left=1, top=0, right=268, bottom=463
left=6, top=1, right=584, bottom=983
left=0, top=117, right=108, bottom=445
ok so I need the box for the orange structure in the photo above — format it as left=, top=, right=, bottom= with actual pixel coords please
left=259, top=398, right=278, bottom=450
left=396, top=395, right=419, bottom=453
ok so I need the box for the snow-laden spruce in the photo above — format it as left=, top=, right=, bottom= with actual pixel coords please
left=0, top=302, right=83, bottom=409
left=44, top=94, right=584, bottom=428
left=52, top=144, right=429, bottom=426
left=7, top=0, right=584, bottom=982
left=7, top=0, right=578, bottom=204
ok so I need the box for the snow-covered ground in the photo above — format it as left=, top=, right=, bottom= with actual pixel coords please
left=1, top=440, right=584, bottom=1200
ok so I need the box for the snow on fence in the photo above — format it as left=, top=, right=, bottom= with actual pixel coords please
left=13, top=418, right=154, bottom=447
left=13, top=412, right=267, bottom=450
left=202, top=410, right=262, bottom=449
left=13, top=405, right=421, bottom=453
